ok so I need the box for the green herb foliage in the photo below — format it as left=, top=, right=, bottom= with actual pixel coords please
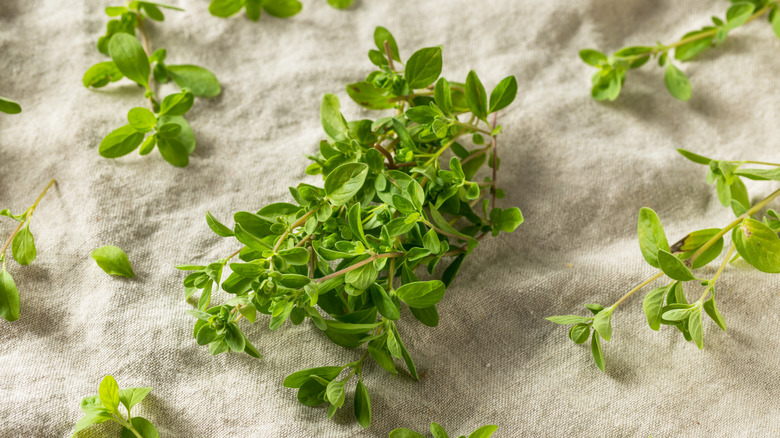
left=0, top=96, right=22, bottom=114
left=581, top=0, right=780, bottom=101
left=208, top=0, right=354, bottom=21
left=548, top=149, right=780, bottom=371
left=178, top=27, right=522, bottom=427
left=0, top=179, right=55, bottom=322
left=389, top=422, right=498, bottom=438
left=72, top=375, right=158, bottom=438
left=92, top=245, right=136, bottom=278
left=85, top=2, right=221, bottom=166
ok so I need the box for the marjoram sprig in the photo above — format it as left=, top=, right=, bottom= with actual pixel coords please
left=72, top=375, right=157, bottom=438
left=84, top=1, right=221, bottom=167
left=208, top=0, right=354, bottom=21
left=581, top=0, right=780, bottom=101
left=390, top=422, right=497, bottom=438
left=178, top=26, right=522, bottom=427
left=0, top=179, right=55, bottom=322
left=548, top=149, right=780, bottom=371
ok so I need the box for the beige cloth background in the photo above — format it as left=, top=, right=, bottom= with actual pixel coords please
left=1, top=0, right=779, bottom=436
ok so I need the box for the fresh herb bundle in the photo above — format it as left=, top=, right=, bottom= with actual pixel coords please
left=0, top=96, right=21, bottom=114
left=0, top=179, right=55, bottom=322
left=548, top=149, right=780, bottom=371
left=178, top=26, right=522, bottom=427
left=72, top=375, right=157, bottom=438
left=581, top=0, right=780, bottom=101
left=84, top=2, right=221, bottom=167
left=208, top=0, right=354, bottom=21
left=389, top=423, right=497, bottom=438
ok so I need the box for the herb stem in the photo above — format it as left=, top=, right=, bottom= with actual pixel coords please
left=612, top=271, right=666, bottom=309
left=489, top=112, right=498, bottom=210
left=452, top=120, right=492, bottom=135
left=135, top=11, right=156, bottom=110
left=745, top=160, right=780, bottom=167
left=273, top=209, right=316, bottom=253
left=701, top=244, right=736, bottom=303
left=315, top=251, right=404, bottom=283
left=1, top=179, right=56, bottom=258
left=374, top=143, right=395, bottom=169
left=383, top=40, right=396, bottom=72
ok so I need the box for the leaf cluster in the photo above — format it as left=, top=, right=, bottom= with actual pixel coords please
left=73, top=375, right=158, bottom=438
left=208, top=0, right=354, bottom=21
left=178, top=26, right=522, bottom=427
left=84, top=2, right=221, bottom=166
left=548, top=149, right=780, bottom=370
left=389, top=423, right=498, bottom=438
left=581, top=0, right=780, bottom=101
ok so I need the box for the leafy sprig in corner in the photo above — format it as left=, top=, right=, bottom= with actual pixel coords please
left=582, top=0, right=780, bottom=101
left=72, top=375, right=158, bottom=438
left=0, top=179, right=55, bottom=322
left=84, top=2, right=221, bottom=167
left=549, top=149, right=780, bottom=371
left=178, top=26, right=523, bottom=428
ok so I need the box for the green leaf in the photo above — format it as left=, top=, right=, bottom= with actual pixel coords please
left=326, top=379, right=346, bottom=408
left=395, top=280, right=445, bottom=308
left=346, top=81, right=394, bottom=110
left=73, top=411, right=113, bottom=434
left=369, top=284, right=399, bottom=320
left=637, top=207, right=670, bottom=269
left=345, top=260, right=376, bottom=290
left=703, top=293, right=727, bottom=331
left=120, top=417, right=159, bottom=438
left=468, top=425, right=498, bottom=438
left=347, top=203, right=367, bottom=245
left=91, top=245, right=135, bottom=278
left=118, top=386, right=152, bottom=414
left=209, top=0, right=243, bottom=17
left=405, top=47, right=442, bottom=89
left=677, top=148, right=712, bottom=165
left=127, top=107, right=157, bottom=133
left=354, top=379, right=371, bottom=428
left=0, top=96, right=21, bottom=114
left=431, top=423, right=449, bottom=438
left=409, top=305, right=438, bottom=327
left=491, top=207, right=524, bottom=233
left=262, top=0, right=302, bottom=18
left=83, top=61, right=124, bottom=88
left=664, top=63, right=692, bottom=101
left=234, top=223, right=271, bottom=251
left=568, top=323, right=590, bottom=344
left=325, top=320, right=381, bottom=334
left=434, top=77, right=452, bottom=114
left=442, top=254, right=465, bottom=287
left=725, top=2, right=755, bottom=29
left=328, top=0, right=354, bottom=8
left=277, top=247, right=310, bottom=265
left=545, top=315, right=592, bottom=325
left=389, top=428, right=426, bottom=438
left=157, top=114, right=195, bottom=153
left=392, top=324, right=419, bottom=380
left=642, top=286, right=667, bottom=331
left=167, top=65, right=221, bottom=98
left=465, top=70, right=488, bottom=121
left=0, top=209, right=27, bottom=222
left=325, top=163, right=369, bottom=206
left=108, top=33, right=150, bottom=88
left=732, top=218, right=780, bottom=273
left=772, top=8, right=780, bottom=39
left=592, top=306, right=613, bottom=341
left=658, top=249, right=695, bottom=281
left=321, top=93, right=349, bottom=141
left=429, top=204, right=471, bottom=240
left=225, top=323, right=245, bottom=352
left=99, top=125, right=145, bottom=158
left=159, top=91, right=194, bottom=116
left=206, top=211, right=234, bottom=237
left=488, top=76, right=518, bottom=113
left=99, top=375, right=121, bottom=413
left=374, top=26, right=400, bottom=61
left=157, top=137, right=189, bottom=167
left=579, top=49, right=607, bottom=66
left=689, top=307, right=704, bottom=349
left=11, top=225, right=36, bottom=266
left=591, top=332, right=605, bottom=372
left=0, top=266, right=20, bottom=322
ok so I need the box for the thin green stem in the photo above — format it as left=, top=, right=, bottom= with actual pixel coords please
left=315, top=252, right=404, bottom=283
left=700, top=244, right=736, bottom=302
left=273, top=209, right=316, bottom=253
left=1, top=179, right=56, bottom=257
left=745, top=160, right=780, bottom=167
left=452, top=120, right=492, bottom=135
left=612, top=271, right=665, bottom=309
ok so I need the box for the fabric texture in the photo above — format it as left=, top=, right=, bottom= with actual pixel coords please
left=1, top=0, right=779, bottom=436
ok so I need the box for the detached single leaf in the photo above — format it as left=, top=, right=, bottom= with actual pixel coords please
left=91, top=245, right=135, bottom=278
